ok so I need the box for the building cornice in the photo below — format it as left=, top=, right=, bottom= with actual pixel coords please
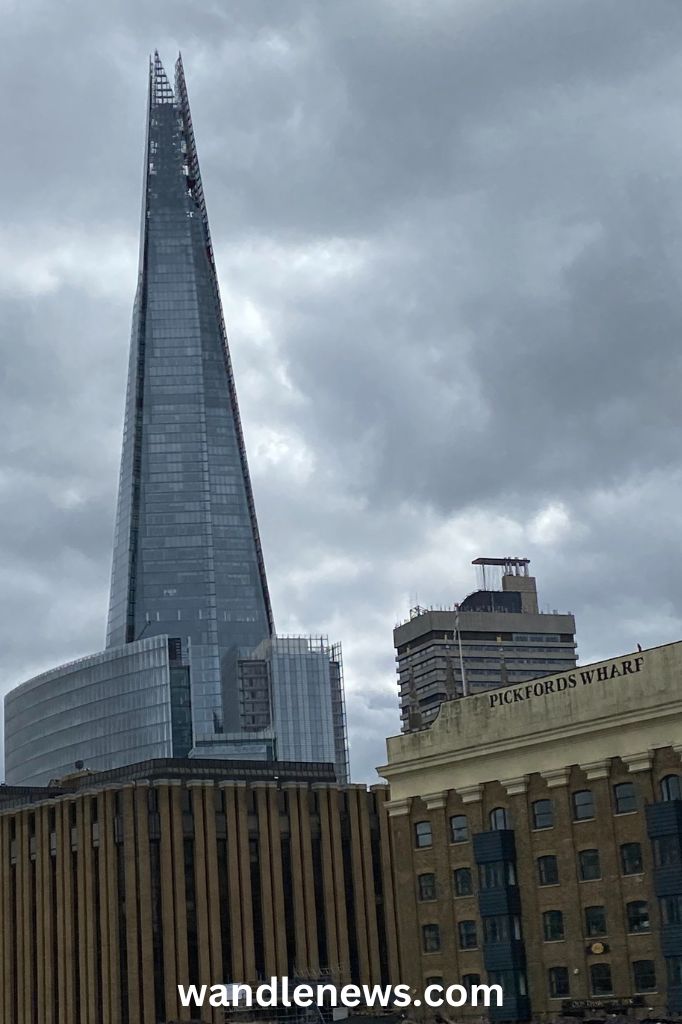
left=380, top=697, right=682, bottom=781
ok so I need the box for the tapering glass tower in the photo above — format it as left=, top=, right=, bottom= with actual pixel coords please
left=4, top=54, right=349, bottom=786
left=107, top=54, right=273, bottom=738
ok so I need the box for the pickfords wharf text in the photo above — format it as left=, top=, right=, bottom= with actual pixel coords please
left=488, top=655, right=645, bottom=709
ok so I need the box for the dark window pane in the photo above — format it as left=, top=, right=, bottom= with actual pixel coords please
left=538, top=855, right=559, bottom=886
left=614, top=782, right=637, bottom=814
left=484, top=916, right=521, bottom=942
left=573, top=789, right=595, bottom=820
left=489, top=807, right=510, bottom=830
left=627, top=901, right=650, bottom=934
left=549, top=966, right=570, bottom=998
left=632, top=960, right=656, bottom=992
left=450, top=815, right=469, bottom=843
left=532, top=799, right=554, bottom=830
left=620, top=842, right=643, bottom=875
left=453, top=867, right=473, bottom=897
left=480, top=860, right=516, bottom=890
left=462, top=974, right=481, bottom=994
left=422, top=924, right=441, bottom=952
left=579, top=849, right=601, bottom=881
left=458, top=920, right=478, bottom=949
left=584, top=906, right=607, bottom=936
left=661, top=775, right=682, bottom=801
left=590, top=963, right=613, bottom=996
left=543, top=910, right=564, bottom=942
left=415, top=821, right=432, bottom=848
left=418, top=873, right=436, bottom=901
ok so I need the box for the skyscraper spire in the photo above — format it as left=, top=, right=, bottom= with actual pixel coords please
left=106, top=51, right=273, bottom=737
left=4, top=53, right=348, bottom=787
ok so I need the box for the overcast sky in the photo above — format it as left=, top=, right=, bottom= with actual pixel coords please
left=3, top=0, right=682, bottom=782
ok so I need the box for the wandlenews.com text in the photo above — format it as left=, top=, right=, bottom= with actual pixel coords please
left=178, top=977, right=504, bottom=1011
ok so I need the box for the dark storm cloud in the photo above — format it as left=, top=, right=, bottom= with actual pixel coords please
left=3, top=0, right=682, bottom=783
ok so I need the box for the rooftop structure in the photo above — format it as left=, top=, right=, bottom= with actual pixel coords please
left=395, top=557, right=577, bottom=730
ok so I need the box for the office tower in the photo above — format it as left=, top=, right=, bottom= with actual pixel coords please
left=106, top=53, right=273, bottom=741
left=4, top=54, right=348, bottom=785
left=395, top=557, right=577, bottom=730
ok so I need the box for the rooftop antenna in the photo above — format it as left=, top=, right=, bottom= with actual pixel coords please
left=454, top=604, right=469, bottom=697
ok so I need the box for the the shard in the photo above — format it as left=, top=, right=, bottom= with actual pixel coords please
left=106, top=54, right=273, bottom=737
left=4, top=54, right=349, bottom=785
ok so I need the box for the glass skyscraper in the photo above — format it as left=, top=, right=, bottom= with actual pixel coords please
left=106, top=53, right=273, bottom=742
left=4, top=54, right=349, bottom=785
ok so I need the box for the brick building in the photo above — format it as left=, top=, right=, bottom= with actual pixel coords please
left=380, top=640, right=682, bottom=1022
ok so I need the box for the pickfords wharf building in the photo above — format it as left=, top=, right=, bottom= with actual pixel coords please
left=379, top=639, right=682, bottom=1022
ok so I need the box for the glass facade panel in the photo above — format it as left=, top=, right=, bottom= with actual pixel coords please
left=5, top=636, right=175, bottom=785
left=268, top=637, right=343, bottom=778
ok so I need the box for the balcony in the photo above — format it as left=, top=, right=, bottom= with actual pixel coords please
left=483, top=938, right=526, bottom=972
left=473, top=829, right=516, bottom=864
left=489, top=994, right=531, bottom=1022
left=646, top=800, right=682, bottom=838
left=661, top=924, right=682, bottom=958
left=479, top=887, right=522, bottom=917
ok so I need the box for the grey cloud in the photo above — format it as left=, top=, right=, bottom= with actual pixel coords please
left=3, top=0, right=682, bottom=781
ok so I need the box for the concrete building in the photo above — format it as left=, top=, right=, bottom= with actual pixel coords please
left=380, top=639, right=682, bottom=1021
left=0, top=758, right=398, bottom=1024
left=395, top=557, right=577, bottom=730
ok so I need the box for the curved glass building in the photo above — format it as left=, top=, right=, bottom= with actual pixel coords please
left=4, top=636, right=191, bottom=785
left=4, top=54, right=349, bottom=786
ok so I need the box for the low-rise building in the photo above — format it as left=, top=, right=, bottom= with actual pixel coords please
left=380, top=640, right=682, bottom=1022
left=0, top=758, right=397, bottom=1024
